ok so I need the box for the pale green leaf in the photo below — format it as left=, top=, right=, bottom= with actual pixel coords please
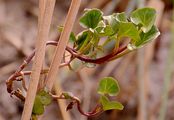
left=96, top=25, right=115, bottom=36
left=80, top=8, right=103, bottom=29
left=103, top=14, right=119, bottom=33
left=130, top=7, right=156, bottom=33
left=116, top=12, right=128, bottom=22
left=117, top=22, right=140, bottom=42
left=97, top=77, right=120, bottom=96
left=134, top=25, right=160, bottom=47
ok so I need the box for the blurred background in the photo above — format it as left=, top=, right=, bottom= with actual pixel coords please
left=0, top=0, right=174, bottom=120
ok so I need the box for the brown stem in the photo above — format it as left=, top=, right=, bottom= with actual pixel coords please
left=51, top=93, right=103, bottom=117
left=65, top=45, right=127, bottom=64
left=76, top=101, right=103, bottom=117
left=6, top=40, right=127, bottom=91
left=6, top=40, right=128, bottom=102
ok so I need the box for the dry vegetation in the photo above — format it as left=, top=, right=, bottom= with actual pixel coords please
left=0, top=0, right=174, bottom=120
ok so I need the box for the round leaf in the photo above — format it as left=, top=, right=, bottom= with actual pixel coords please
left=130, top=7, right=156, bottom=33
left=97, top=77, right=120, bottom=96
left=80, top=8, right=103, bottom=29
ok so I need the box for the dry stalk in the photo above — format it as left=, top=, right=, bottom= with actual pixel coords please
left=45, top=0, right=81, bottom=90
left=21, top=0, right=56, bottom=120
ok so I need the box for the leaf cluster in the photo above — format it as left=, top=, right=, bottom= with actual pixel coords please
left=31, top=7, right=160, bottom=117
left=70, top=7, right=160, bottom=58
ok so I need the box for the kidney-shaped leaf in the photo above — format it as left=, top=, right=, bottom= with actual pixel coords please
left=134, top=25, right=160, bottom=47
left=100, top=96, right=124, bottom=111
left=130, top=7, right=156, bottom=33
left=80, top=8, right=103, bottom=29
left=117, top=22, right=140, bottom=43
left=97, top=77, right=120, bottom=96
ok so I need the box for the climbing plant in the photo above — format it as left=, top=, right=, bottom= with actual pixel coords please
left=6, top=7, right=160, bottom=119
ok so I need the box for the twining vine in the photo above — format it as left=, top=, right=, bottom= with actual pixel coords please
left=6, top=7, right=160, bottom=119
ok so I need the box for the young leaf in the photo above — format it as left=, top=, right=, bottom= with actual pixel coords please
left=117, top=22, right=140, bottom=42
left=103, top=12, right=127, bottom=33
left=96, top=25, right=115, bottom=36
left=37, top=90, right=52, bottom=106
left=32, top=96, right=44, bottom=115
left=97, top=77, right=120, bottom=96
left=134, top=25, right=160, bottom=47
left=130, top=7, right=156, bottom=33
left=100, top=96, right=124, bottom=111
left=116, top=12, right=128, bottom=22
left=103, top=14, right=119, bottom=33
left=80, top=8, right=103, bottom=29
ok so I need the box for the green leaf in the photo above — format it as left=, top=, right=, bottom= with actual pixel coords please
left=103, top=25, right=115, bottom=36
left=134, top=25, right=160, bottom=47
left=98, top=20, right=106, bottom=27
left=37, top=90, right=52, bottom=106
left=103, top=12, right=127, bottom=33
left=70, top=32, right=76, bottom=42
left=117, top=22, right=140, bottom=42
left=80, top=8, right=103, bottom=29
left=116, top=12, right=128, bottom=22
left=130, top=7, right=156, bottom=33
left=97, top=77, right=120, bottom=96
left=76, top=30, right=89, bottom=50
left=32, top=96, right=44, bottom=115
left=103, top=14, right=119, bottom=33
left=96, top=25, right=115, bottom=36
left=100, top=96, right=124, bottom=111
left=76, top=30, right=100, bottom=55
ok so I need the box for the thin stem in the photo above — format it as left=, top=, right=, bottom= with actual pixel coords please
left=108, top=48, right=131, bottom=61
left=51, top=93, right=103, bottom=117
left=6, top=40, right=128, bottom=101
left=66, top=46, right=127, bottom=64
